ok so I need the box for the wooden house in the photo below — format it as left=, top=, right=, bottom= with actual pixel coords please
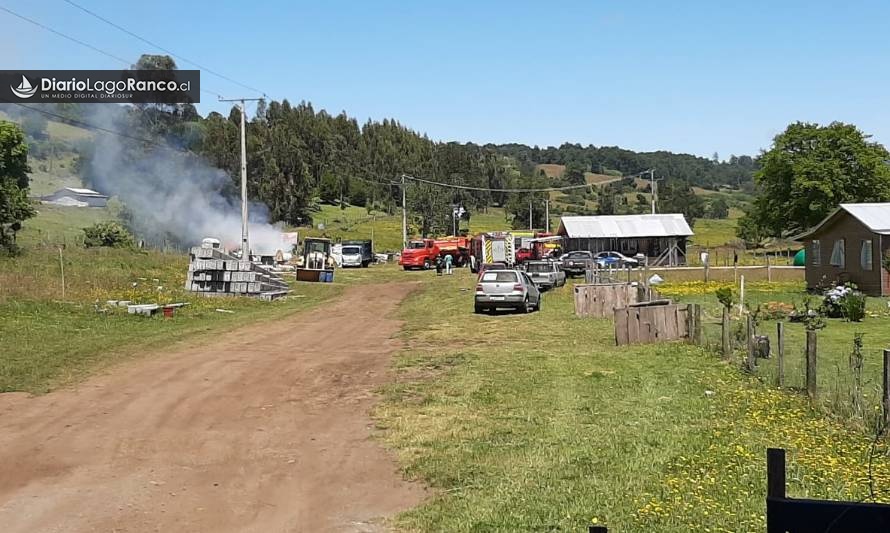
left=795, top=203, right=890, bottom=296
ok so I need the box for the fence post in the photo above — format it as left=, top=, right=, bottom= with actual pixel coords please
left=58, top=246, right=66, bottom=300
left=694, top=304, right=703, bottom=345
left=767, top=255, right=772, bottom=283
left=722, top=307, right=731, bottom=359
left=776, top=322, right=785, bottom=387
left=738, top=275, right=745, bottom=317
left=883, top=350, right=890, bottom=428
left=686, top=303, right=696, bottom=344
left=767, top=448, right=786, bottom=499
left=745, top=315, right=756, bottom=372
left=806, top=330, right=817, bottom=399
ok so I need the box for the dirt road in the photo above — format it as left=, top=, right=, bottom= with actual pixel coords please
left=0, top=283, right=425, bottom=532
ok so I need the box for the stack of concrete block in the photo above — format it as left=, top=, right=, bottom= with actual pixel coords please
left=186, top=245, right=289, bottom=298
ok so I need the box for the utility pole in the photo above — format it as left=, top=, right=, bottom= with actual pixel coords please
left=401, top=174, right=408, bottom=250
left=544, top=199, right=550, bottom=233
left=647, top=169, right=663, bottom=214
left=529, top=199, right=533, bottom=231
left=219, top=96, right=264, bottom=256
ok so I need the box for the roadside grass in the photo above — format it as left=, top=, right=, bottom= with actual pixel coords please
left=1, top=201, right=413, bottom=393
left=659, top=280, right=890, bottom=427
left=0, top=243, right=344, bottom=393
left=376, top=273, right=890, bottom=532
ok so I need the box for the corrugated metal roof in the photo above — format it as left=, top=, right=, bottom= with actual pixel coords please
left=840, top=203, right=890, bottom=232
left=64, top=187, right=107, bottom=197
left=557, top=214, right=693, bottom=239
left=794, top=203, right=890, bottom=240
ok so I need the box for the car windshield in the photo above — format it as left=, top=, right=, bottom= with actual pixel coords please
left=566, top=252, right=589, bottom=259
left=407, top=241, right=425, bottom=249
left=481, top=271, right=518, bottom=283
left=342, top=246, right=361, bottom=255
left=525, top=263, right=550, bottom=273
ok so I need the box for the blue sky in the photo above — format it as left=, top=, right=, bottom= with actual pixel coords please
left=3, top=0, right=890, bottom=158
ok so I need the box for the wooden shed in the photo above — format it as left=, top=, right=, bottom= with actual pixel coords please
left=795, top=203, right=890, bottom=296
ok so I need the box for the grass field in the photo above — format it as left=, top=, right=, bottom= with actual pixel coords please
left=376, top=273, right=890, bottom=532
left=18, top=203, right=118, bottom=247
left=659, top=280, right=890, bottom=426
left=298, top=204, right=518, bottom=252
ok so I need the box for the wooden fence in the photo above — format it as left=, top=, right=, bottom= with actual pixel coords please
left=573, top=283, right=643, bottom=318
left=614, top=302, right=701, bottom=345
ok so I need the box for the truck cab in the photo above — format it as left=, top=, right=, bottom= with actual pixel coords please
left=340, top=239, right=374, bottom=268
left=399, top=239, right=440, bottom=270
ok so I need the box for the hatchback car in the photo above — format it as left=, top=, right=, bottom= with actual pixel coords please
left=523, top=260, right=566, bottom=290
left=594, top=251, right=639, bottom=268
left=561, top=251, right=594, bottom=277
left=474, top=269, right=541, bottom=313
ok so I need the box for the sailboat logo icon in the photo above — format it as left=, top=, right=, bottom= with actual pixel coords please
left=11, top=75, right=37, bottom=99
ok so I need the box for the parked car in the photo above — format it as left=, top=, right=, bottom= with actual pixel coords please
left=561, top=251, right=594, bottom=277
left=523, top=260, right=566, bottom=290
left=474, top=269, right=541, bottom=313
left=594, top=251, right=639, bottom=268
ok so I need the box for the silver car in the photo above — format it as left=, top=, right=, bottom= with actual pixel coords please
left=524, top=260, right=566, bottom=290
left=474, top=269, right=541, bottom=314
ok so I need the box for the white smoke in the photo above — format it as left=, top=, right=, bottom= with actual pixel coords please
left=82, top=104, right=287, bottom=253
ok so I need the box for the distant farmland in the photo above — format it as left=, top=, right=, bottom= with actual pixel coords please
left=535, top=164, right=620, bottom=185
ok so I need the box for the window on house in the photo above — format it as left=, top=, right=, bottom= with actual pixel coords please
left=861, top=240, right=873, bottom=271
left=812, top=240, right=821, bottom=266
left=830, top=239, right=845, bottom=268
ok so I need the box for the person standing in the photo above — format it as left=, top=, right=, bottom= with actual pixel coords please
left=444, top=253, right=454, bottom=275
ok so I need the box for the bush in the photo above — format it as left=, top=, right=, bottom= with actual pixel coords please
left=841, top=292, right=867, bottom=322
left=821, top=283, right=866, bottom=322
left=83, top=221, right=135, bottom=248
left=715, top=287, right=734, bottom=309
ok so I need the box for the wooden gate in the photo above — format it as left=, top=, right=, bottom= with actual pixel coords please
left=573, top=283, right=642, bottom=318
left=614, top=301, right=690, bottom=345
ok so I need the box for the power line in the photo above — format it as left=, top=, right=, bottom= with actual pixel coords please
left=61, top=0, right=266, bottom=98
left=0, top=5, right=131, bottom=64
left=401, top=169, right=651, bottom=194
left=0, top=4, right=225, bottom=100
left=9, top=102, right=190, bottom=153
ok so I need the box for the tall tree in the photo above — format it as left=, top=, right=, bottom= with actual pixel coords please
left=0, top=121, right=34, bottom=253
left=738, top=122, right=890, bottom=240
left=658, top=179, right=705, bottom=223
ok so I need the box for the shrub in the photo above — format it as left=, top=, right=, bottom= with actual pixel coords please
left=841, top=292, right=867, bottom=322
left=715, top=287, right=734, bottom=310
left=821, top=283, right=866, bottom=322
left=83, top=221, right=135, bottom=248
